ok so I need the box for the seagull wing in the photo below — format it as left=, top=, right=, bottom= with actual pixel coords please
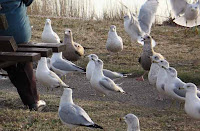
left=138, top=0, right=159, bottom=34
left=99, top=77, right=124, bottom=93
left=52, top=59, right=85, bottom=72
left=59, top=104, right=93, bottom=126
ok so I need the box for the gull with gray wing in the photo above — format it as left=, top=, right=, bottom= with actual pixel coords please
left=123, top=0, right=158, bottom=47
left=86, top=54, right=127, bottom=80
left=58, top=88, right=103, bottom=129
left=90, top=58, right=125, bottom=95
left=36, top=57, right=69, bottom=89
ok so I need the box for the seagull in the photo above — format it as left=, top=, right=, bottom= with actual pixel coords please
left=148, top=53, right=165, bottom=86
left=123, top=0, right=158, bottom=47
left=163, top=67, right=186, bottom=101
left=90, top=58, right=125, bottom=95
left=58, top=88, right=103, bottom=129
left=136, top=35, right=158, bottom=81
left=50, top=52, right=85, bottom=79
left=106, top=25, right=123, bottom=53
left=86, top=54, right=127, bottom=80
left=181, top=83, right=200, bottom=119
left=36, top=57, right=69, bottom=89
left=138, top=0, right=159, bottom=34
left=41, top=19, right=61, bottom=43
left=123, top=113, right=140, bottom=131
left=170, top=0, right=200, bottom=27
left=62, top=29, right=84, bottom=61
left=155, top=59, right=170, bottom=100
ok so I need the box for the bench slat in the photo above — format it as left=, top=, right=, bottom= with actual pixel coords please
left=0, top=52, right=41, bottom=62
left=0, top=36, right=18, bottom=52
left=17, top=47, right=52, bottom=57
left=18, top=43, right=66, bottom=52
left=0, top=61, right=16, bottom=69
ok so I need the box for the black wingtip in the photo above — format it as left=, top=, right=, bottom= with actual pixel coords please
left=86, top=124, right=103, bottom=129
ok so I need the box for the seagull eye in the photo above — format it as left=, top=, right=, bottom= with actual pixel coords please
left=147, top=36, right=150, bottom=39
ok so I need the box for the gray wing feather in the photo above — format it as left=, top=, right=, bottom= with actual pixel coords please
left=59, top=104, right=93, bottom=126
left=138, top=0, right=159, bottom=34
left=173, top=81, right=186, bottom=98
left=103, top=69, right=123, bottom=80
left=130, top=15, right=144, bottom=37
left=99, top=77, right=117, bottom=91
left=52, top=59, right=84, bottom=72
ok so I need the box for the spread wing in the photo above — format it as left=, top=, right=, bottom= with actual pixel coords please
left=138, top=0, right=159, bottom=34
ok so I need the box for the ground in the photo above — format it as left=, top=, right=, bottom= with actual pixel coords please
left=1, top=16, right=200, bottom=130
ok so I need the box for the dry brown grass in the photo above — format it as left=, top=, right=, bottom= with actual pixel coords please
left=2, top=16, right=200, bottom=131
left=30, top=16, right=200, bottom=84
left=1, top=90, right=200, bottom=131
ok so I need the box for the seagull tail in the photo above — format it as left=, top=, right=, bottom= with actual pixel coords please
left=76, top=66, right=86, bottom=72
left=117, top=86, right=125, bottom=94
left=86, top=124, right=103, bottom=129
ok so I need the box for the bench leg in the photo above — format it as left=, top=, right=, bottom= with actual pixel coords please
left=3, top=62, right=39, bottom=108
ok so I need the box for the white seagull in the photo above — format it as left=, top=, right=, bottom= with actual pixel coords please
left=170, top=0, right=200, bottom=27
left=123, top=113, right=140, bottom=131
left=148, top=53, right=165, bottom=86
left=181, top=83, right=200, bottom=119
left=36, top=57, right=69, bottom=89
left=106, top=25, right=123, bottom=53
left=155, top=59, right=170, bottom=100
left=90, top=58, right=125, bottom=95
left=163, top=67, right=186, bottom=101
left=86, top=54, right=127, bottom=81
left=58, top=88, right=103, bottom=129
left=42, top=19, right=61, bottom=43
left=123, top=0, right=158, bottom=47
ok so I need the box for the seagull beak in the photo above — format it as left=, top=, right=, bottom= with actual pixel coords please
left=91, top=58, right=95, bottom=61
left=161, top=66, right=167, bottom=69
left=179, top=87, right=185, bottom=90
left=152, top=60, right=159, bottom=63
left=119, top=117, right=125, bottom=122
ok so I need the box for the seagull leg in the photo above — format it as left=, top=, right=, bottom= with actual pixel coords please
left=156, top=94, right=164, bottom=101
left=136, top=71, right=147, bottom=81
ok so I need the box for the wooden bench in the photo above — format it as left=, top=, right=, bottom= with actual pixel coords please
left=0, top=15, right=66, bottom=69
left=0, top=36, right=66, bottom=68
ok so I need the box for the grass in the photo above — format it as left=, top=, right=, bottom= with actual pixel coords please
left=1, top=90, right=200, bottom=131
left=30, top=16, right=200, bottom=84
left=1, top=16, right=200, bottom=130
